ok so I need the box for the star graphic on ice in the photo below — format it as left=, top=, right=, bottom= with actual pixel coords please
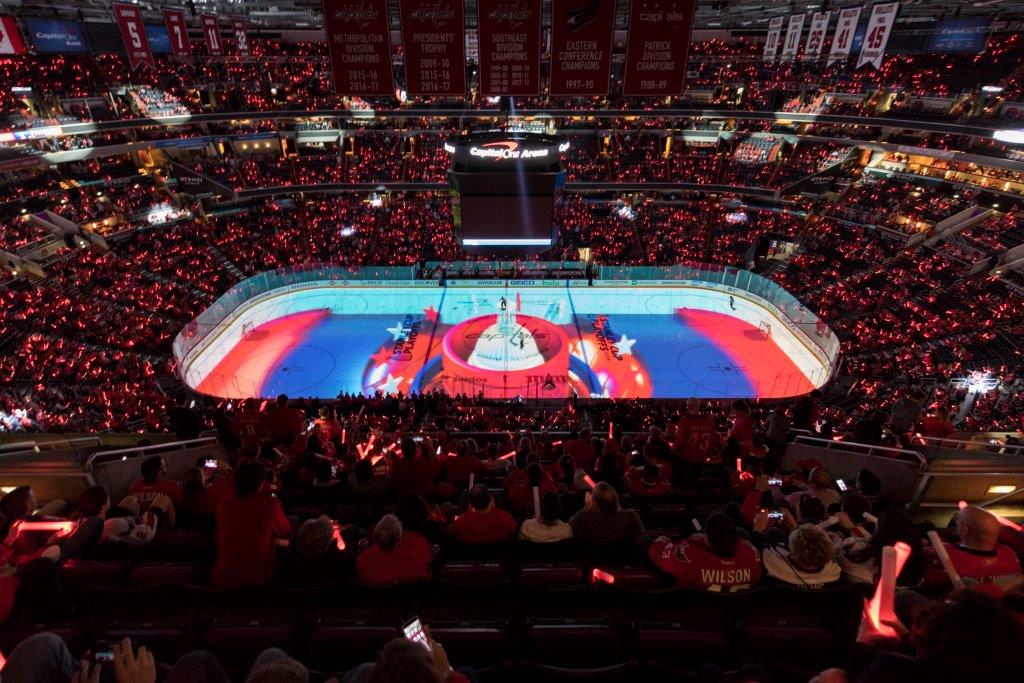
left=385, top=322, right=406, bottom=341
left=379, top=374, right=404, bottom=395
left=616, top=334, right=637, bottom=355
left=370, top=346, right=393, bottom=365
left=423, top=305, right=440, bottom=323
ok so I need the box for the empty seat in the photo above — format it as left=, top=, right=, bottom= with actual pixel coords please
left=636, top=621, right=731, bottom=669
left=438, top=561, right=506, bottom=588
left=130, top=562, right=207, bottom=587
left=201, top=620, right=295, bottom=679
left=307, top=623, right=399, bottom=671
left=428, top=623, right=510, bottom=669
left=525, top=620, right=623, bottom=668
left=59, top=560, right=130, bottom=587
left=591, top=566, right=673, bottom=592
left=518, top=564, right=584, bottom=590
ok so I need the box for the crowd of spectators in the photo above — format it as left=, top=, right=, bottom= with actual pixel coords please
left=0, top=393, right=1022, bottom=679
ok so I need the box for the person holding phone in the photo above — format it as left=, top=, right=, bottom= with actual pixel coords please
left=344, top=627, right=475, bottom=683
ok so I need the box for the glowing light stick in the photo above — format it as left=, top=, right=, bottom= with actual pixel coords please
left=370, top=454, right=384, bottom=466
left=533, top=486, right=541, bottom=519
left=591, top=568, right=615, bottom=585
left=552, top=440, right=562, bottom=446
left=958, top=500, right=1022, bottom=531
left=866, top=542, right=912, bottom=638
left=582, top=474, right=597, bottom=489
left=341, top=428, right=346, bottom=444
left=736, top=458, right=743, bottom=473
left=500, top=451, right=516, bottom=461
left=331, top=522, right=346, bottom=550
left=692, top=518, right=702, bottom=532
left=356, top=443, right=366, bottom=459
left=12, top=520, right=75, bottom=537
left=608, top=422, right=614, bottom=439
left=927, top=530, right=964, bottom=589
left=436, top=445, right=442, bottom=456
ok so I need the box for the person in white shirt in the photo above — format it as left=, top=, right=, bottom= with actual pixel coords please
left=520, top=491, right=572, bottom=543
left=762, top=524, right=842, bottom=589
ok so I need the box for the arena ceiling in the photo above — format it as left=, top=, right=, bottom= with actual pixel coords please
left=4, top=0, right=1024, bottom=33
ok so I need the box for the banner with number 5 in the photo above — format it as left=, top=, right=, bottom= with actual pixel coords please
left=113, top=2, right=154, bottom=70
left=857, top=2, right=899, bottom=69
left=163, top=8, right=192, bottom=57
left=827, top=6, right=861, bottom=65
left=201, top=13, right=223, bottom=56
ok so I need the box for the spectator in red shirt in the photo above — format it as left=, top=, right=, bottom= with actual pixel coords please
left=649, top=513, right=762, bottom=592
left=919, top=406, right=955, bottom=440
left=355, top=514, right=433, bottom=586
left=211, top=460, right=291, bottom=588
left=312, top=406, right=343, bottom=442
left=443, top=439, right=483, bottom=487
left=448, top=485, right=517, bottom=545
left=674, top=398, right=719, bottom=467
left=564, top=429, right=596, bottom=471
left=128, top=456, right=182, bottom=513
left=263, top=394, right=306, bottom=442
left=628, top=463, right=672, bottom=498
left=389, top=437, right=441, bottom=498
left=931, top=505, right=1023, bottom=595
left=504, top=463, right=557, bottom=516
left=728, top=400, right=755, bottom=456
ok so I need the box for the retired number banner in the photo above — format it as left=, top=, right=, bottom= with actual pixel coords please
left=763, top=16, right=784, bottom=61
left=0, top=15, right=26, bottom=55
left=163, top=8, right=192, bottom=57
left=857, top=2, right=899, bottom=69
left=804, top=11, right=830, bottom=56
left=827, top=6, right=862, bottom=65
left=622, top=0, right=696, bottom=96
left=477, top=0, right=542, bottom=96
left=201, top=13, right=222, bottom=55
left=398, top=0, right=465, bottom=96
left=780, top=14, right=805, bottom=60
left=323, top=0, right=394, bottom=96
left=113, top=2, right=155, bottom=70
left=549, top=0, right=616, bottom=96
left=231, top=17, right=249, bottom=57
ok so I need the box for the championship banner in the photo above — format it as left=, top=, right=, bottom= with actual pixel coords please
left=827, top=6, right=862, bottom=64
left=781, top=14, right=805, bottom=60
left=0, top=15, right=26, bottom=54
left=231, top=17, right=249, bottom=57
left=113, top=3, right=155, bottom=70
left=763, top=16, right=784, bottom=61
left=549, top=0, right=616, bottom=96
left=398, top=0, right=466, bottom=96
left=323, top=0, right=394, bottom=96
left=622, top=0, right=696, bottom=96
left=857, top=2, right=899, bottom=69
left=804, top=11, right=830, bottom=56
left=477, top=0, right=542, bottom=96
left=200, top=13, right=222, bottom=55
left=163, top=8, right=191, bottom=57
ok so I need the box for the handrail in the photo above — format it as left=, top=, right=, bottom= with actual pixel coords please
left=917, top=435, right=1024, bottom=457
left=86, top=437, right=219, bottom=469
left=793, top=435, right=927, bottom=468
left=0, top=436, right=102, bottom=455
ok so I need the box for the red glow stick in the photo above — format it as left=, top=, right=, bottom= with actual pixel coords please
left=500, top=451, right=515, bottom=461
left=958, top=500, right=1021, bottom=531
left=356, top=443, right=366, bottom=459
left=583, top=474, right=596, bottom=489
left=385, top=442, right=397, bottom=453
left=591, top=568, right=615, bottom=585
left=331, top=522, right=346, bottom=551
left=736, top=458, right=743, bottom=473
left=13, top=520, right=75, bottom=536
left=533, top=486, right=541, bottom=520
left=370, top=454, right=384, bottom=466
left=366, top=431, right=378, bottom=451
left=927, top=530, right=964, bottom=589
left=341, top=428, right=346, bottom=444
left=608, top=422, right=614, bottom=439
left=552, top=440, right=562, bottom=446
left=436, top=445, right=442, bottom=455
left=866, top=542, right=911, bottom=638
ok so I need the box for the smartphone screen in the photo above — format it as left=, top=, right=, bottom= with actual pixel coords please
left=768, top=511, right=784, bottom=520
left=204, top=459, right=218, bottom=469
left=768, top=477, right=783, bottom=486
left=403, top=617, right=432, bottom=652
left=836, top=479, right=848, bottom=492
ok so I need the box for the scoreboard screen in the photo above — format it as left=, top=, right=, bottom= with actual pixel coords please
left=447, top=132, right=567, bottom=254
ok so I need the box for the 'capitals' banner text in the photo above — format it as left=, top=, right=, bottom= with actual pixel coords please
left=322, top=0, right=395, bottom=96
left=622, top=0, right=696, bottom=96
left=477, top=0, right=542, bottom=95
left=398, top=0, right=466, bottom=96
